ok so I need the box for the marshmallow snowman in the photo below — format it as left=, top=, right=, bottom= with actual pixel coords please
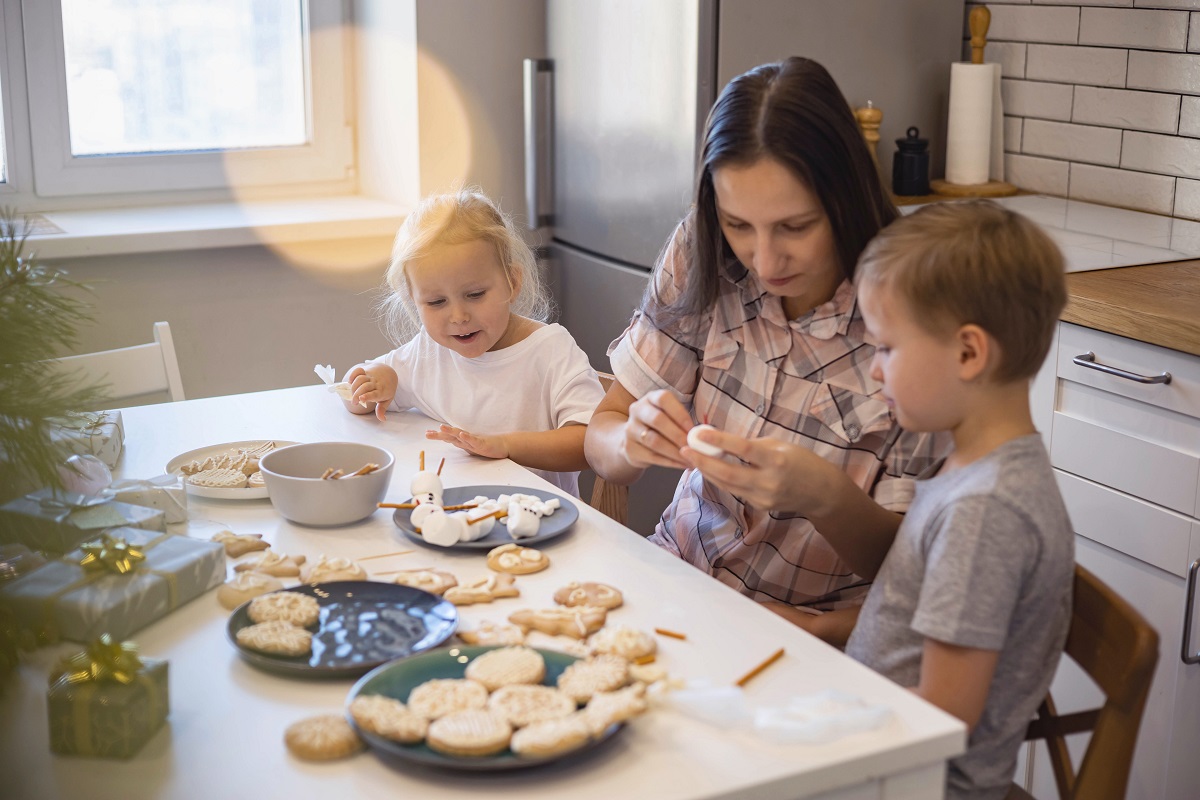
left=410, top=500, right=443, bottom=529
left=461, top=496, right=502, bottom=541
left=411, top=470, right=444, bottom=507
left=420, top=507, right=469, bottom=547
left=502, top=493, right=559, bottom=539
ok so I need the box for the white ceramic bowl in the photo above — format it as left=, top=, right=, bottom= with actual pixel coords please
left=259, top=442, right=395, bottom=526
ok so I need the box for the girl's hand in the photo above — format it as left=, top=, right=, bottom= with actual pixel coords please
left=682, top=427, right=838, bottom=515
left=622, top=389, right=693, bottom=470
left=426, top=424, right=509, bottom=460
left=347, top=364, right=398, bottom=421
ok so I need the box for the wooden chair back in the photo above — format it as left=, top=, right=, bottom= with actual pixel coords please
left=54, top=321, right=185, bottom=403
left=588, top=372, right=630, bottom=527
left=1009, top=564, right=1159, bottom=800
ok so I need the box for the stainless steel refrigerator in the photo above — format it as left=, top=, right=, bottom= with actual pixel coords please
left=526, top=0, right=964, bottom=535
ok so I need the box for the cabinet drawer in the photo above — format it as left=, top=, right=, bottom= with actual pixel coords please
left=1057, top=323, right=1200, bottom=419
left=1055, top=470, right=1193, bottom=577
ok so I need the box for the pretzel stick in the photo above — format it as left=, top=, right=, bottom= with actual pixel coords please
left=377, top=502, right=480, bottom=510
left=437, top=457, right=445, bottom=476
left=419, top=450, right=425, bottom=471
left=734, top=647, right=785, bottom=687
left=325, top=468, right=345, bottom=480
left=357, top=550, right=414, bottom=562
left=320, top=467, right=336, bottom=480
left=654, top=627, right=687, bottom=640
left=467, top=508, right=507, bottom=524
left=444, top=503, right=480, bottom=511
left=633, top=654, right=657, bottom=665
left=373, top=567, right=433, bottom=576
left=349, top=463, right=379, bottom=477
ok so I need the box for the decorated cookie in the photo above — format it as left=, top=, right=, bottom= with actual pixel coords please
left=588, top=625, right=658, bottom=661
left=522, top=630, right=592, bottom=658
left=464, top=646, right=545, bottom=691
left=457, top=621, right=526, bottom=647
left=217, top=572, right=284, bottom=610
left=391, top=568, right=458, bottom=596
left=583, top=683, right=648, bottom=735
left=510, top=714, right=591, bottom=758
left=211, top=530, right=270, bottom=558
left=508, top=606, right=607, bottom=640
left=556, top=654, right=631, bottom=704
left=486, top=543, right=549, bottom=575
left=406, top=679, right=489, bottom=720
left=189, top=468, right=248, bottom=489
left=426, top=710, right=512, bottom=758
left=305, top=555, right=367, bottom=584
left=246, top=471, right=266, bottom=489
left=247, top=591, right=321, bottom=627
left=236, top=620, right=313, bottom=656
left=553, top=581, right=623, bottom=610
left=487, top=684, right=576, bottom=729
left=444, top=573, right=520, bottom=606
left=284, top=714, right=365, bottom=761
left=234, top=551, right=306, bottom=577
left=348, top=695, right=428, bottom=744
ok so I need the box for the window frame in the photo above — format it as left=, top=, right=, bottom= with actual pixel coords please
left=18, top=0, right=354, bottom=199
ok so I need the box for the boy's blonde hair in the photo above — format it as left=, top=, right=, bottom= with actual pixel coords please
left=856, top=200, right=1066, bottom=382
left=380, top=188, right=552, bottom=344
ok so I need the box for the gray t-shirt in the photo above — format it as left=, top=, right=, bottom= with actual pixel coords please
left=846, top=434, right=1074, bottom=800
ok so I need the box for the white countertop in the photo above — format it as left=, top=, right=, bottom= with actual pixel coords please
left=0, top=386, right=965, bottom=800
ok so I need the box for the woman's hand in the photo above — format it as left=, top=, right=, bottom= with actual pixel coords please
left=682, top=427, right=838, bottom=516
left=621, top=389, right=693, bottom=470
left=346, top=364, right=398, bottom=421
left=425, top=424, right=509, bottom=460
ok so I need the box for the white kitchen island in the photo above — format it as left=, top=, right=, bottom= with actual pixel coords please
left=0, top=386, right=964, bottom=800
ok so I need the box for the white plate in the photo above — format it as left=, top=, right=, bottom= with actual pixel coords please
left=165, top=440, right=299, bottom=500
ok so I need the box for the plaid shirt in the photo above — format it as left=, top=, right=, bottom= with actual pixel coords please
left=609, top=222, right=949, bottom=610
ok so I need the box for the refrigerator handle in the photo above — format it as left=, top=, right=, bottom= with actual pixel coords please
left=523, top=58, right=554, bottom=230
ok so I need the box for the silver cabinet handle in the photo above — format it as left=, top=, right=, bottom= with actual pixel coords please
left=1072, top=352, right=1172, bottom=385
left=1185, top=558, right=1199, bottom=665
left=523, top=58, right=554, bottom=230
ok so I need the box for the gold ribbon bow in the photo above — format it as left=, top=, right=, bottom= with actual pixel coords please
left=78, top=533, right=146, bottom=575
left=51, top=634, right=143, bottom=686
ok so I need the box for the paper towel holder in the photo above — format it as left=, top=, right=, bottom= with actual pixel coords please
left=931, top=5, right=1018, bottom=198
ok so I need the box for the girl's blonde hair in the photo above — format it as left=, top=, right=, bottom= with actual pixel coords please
left=379, top=188, right=552, bottom=344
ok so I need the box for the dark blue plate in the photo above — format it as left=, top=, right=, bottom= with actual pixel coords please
left=347, top=645, right=625, bottom=771
left=391, top=485, right=578, bottom=551
left=226, top=581, right=458, bottom=679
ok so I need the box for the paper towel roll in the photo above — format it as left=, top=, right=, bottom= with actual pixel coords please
left=945, top=62, right=1001, bottom=185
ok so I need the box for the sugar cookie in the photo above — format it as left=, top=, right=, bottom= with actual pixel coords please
left=236, top=620, right=313, bottom=656
left=583, top=683, right=648, bottom=735
left=246, top=471, right=266, bottom=488
left=523, top=630, right=592, bottom=658
left=426, top=710, right=512, bottom=758
left=234, top=550, right=306, bottom=577
left=218, top=572, right=284, bottom=610
left=211, top=530, right=270, bottom=558
left=556, top=654, right=630, bottom=703
left=464, top=646, right=545, bottom=691
left=348, top=695, right=428, bottom=744
left=189, top=468, right=248, bottom=489
left=510, top=714, right=591, bottom=758
left=391, top=568, right=458, bottom=596
left=406, top=678, right=489, bottom=720
left=589, top=625, right=658, bottom=661
left=305, top=555, right=367, bottom=584
left=444, top=572, right=520, bottom=606
left=487, top=684, right=576, bottom=728
left=247, top=591, right=321, bottom=626
left=457, top=621, right=526, bottom=647
left=487, top=543, right=549, bottom=575
left=509, top=606, right=607, bottom=640
left=284, top=714, right=364, bottom=761
left=553, top=581, right=623, bottom=610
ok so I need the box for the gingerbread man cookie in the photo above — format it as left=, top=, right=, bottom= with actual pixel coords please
left=508, top=606, right=607, bottom=640
left=390, top=568, right=458, bottom=596
left=211, top=530, right=270, bottom=558
left=444, top=573, right=520, bottom=606
left=487, top=543, right=549, bottom=575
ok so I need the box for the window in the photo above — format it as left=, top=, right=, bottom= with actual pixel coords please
left=4, top=0, right=353, bottom=200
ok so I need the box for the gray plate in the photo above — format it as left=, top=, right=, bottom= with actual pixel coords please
left=226, top=581, right=458, bottom=679
left=391, top=485, right=578, bottom=551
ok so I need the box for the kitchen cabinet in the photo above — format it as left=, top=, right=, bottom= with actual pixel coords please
left=1021, top=321, right=1200, bottom=799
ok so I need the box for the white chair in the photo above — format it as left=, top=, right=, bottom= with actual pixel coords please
left=55, top=321, right=185, bottom=403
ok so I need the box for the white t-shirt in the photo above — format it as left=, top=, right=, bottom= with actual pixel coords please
left=371, top=323, right=605, bottom=497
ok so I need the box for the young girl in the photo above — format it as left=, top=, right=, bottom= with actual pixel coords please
left=343, top=189, right=604, bottom=497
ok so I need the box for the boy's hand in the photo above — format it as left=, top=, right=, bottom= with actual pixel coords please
left=346, top=364, right=398, bottom=421
left=622, top=389, right=692, bottom=470
left=682, top=427, right=839, bottom=516
left=426, top=425, right=509, bottom=460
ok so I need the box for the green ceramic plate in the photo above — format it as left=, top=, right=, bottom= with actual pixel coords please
left=346, top=645, right=625, bottom=771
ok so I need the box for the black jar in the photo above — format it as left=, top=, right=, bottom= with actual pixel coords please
left=892, top=127, right=930, bottom=197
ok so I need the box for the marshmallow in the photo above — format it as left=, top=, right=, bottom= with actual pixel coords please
left=420, top=508, right=468, bottom=547
left=687, top=424, right=725, bottom=457
left=411, top=470, right=443, bottom=506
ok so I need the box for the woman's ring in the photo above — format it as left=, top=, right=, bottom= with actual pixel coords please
left=640, top=428, right=650, bottom=444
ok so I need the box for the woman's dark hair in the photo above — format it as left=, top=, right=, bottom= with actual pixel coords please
left=649, top=57, right=898, bottom=326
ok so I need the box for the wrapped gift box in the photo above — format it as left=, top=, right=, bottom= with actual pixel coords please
left=0, top=489, right=165, bottom=555
left=0, top=528, right=224, bottom=644
left=48, top=644, right=169, bottom=758
left=49, top=411, right=125, bottom=468
left=106, top=476, right=188, bottom=524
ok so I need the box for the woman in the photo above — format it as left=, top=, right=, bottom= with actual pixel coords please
left=584, top=57, right=947, bottom=644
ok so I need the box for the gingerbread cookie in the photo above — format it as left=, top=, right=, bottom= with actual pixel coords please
left=211, top=530, right=270, bottom=558
left=390, top=568, right=458, bottom=596
left=508, top=606, right=607, bottom=640
left=553, top=581, right=623, bottom=610
left=348, top=695, right=428, bottom=744
left=305, top=555, right=367, bottom=584
left=426, top=710, right=512, bottom=758
left=217, top=572, right=284, bottom=610
left=444, top=573, right=520, bottom=606
left=189, top=467, right=248, bottom=489
left=247, top=591, right=321, bottom=627
left=236, top=620, right=313, bottom=656
left=464, top=646, right=545, bottom=691
left=523, top=630, right=592, bottom=658
left=588, top=625, right=657, bottom=661
left=234, top=550, right=306, bottom=577
left=556, top=654, right=630, bottom=703
left=487, top=684, right=576, bottom=728
left=246, top=471, right=266, bottom=489
left=284, top=714, right=364, bottom=761
left=406, top=679, right=489, bottom=720
left=510, top=714, right=591, bottom=758
left=486, top=543, right=549, bottom=575
left=457, top=621, right=526, bottom=647
left=583, top=683, right=648, bottom=735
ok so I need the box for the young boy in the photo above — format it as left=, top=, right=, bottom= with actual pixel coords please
left=845, top=200, right=1075, bottom=799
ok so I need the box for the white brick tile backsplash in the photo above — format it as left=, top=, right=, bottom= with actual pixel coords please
left=1182, top=96, right=1200, bottom=136
left=1127, top=51, right=1200, bottom=94
left=1175, top=178, right=1200, bottom=219
left=1001, top=79, right=1074, bottom=120
left=961, top=40, right=1027, bottom=77
left=1080, top=8, right=1188, bottom=50
left=1035, top=2, right=1129, bottom=6
left=1024, top=119, right=1123, bottom=164
left=1122, top=130, right=1200, bottom=178
left=1005, top=153, right=1070, bottom=194
left=1005, top=116, right=1024, bottom=152
left=1072, top=86, right=1181, bottom=133
left=1133, top=1, right=1200, bottom=10
left=1070, top=163, right=1176, bottom=214
left=1190, top=13, right=1200, bottom=53
left=1027, top=45, right=1128, bottom=87
left=984, top=4, right=1080, bottom=43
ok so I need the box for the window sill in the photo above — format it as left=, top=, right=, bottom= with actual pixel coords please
left=23, top=195, right=409, bottom=260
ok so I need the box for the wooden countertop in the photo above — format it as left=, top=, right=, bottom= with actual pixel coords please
left=1063, top=259, right=1200, bottom=357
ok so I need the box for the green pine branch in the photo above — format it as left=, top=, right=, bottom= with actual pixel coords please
left=0, top=209, right=106, bottom=499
